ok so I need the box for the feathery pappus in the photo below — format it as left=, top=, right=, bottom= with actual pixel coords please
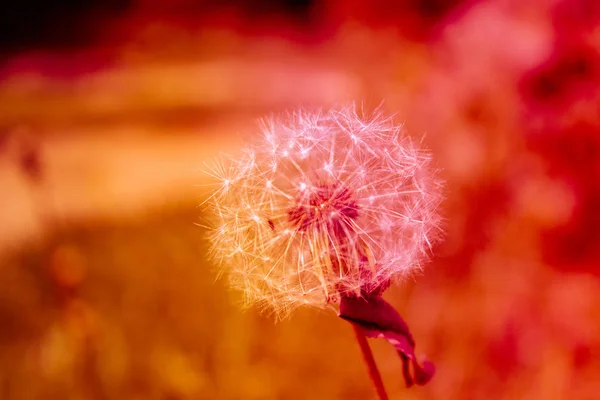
left=205, top=104, right=443, bottom=317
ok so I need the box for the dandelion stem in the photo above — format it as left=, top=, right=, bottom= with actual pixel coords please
left=352, top=325, right=389, bottom=400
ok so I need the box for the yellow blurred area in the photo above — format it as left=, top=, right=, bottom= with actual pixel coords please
left=1, top=0, right=600, bottom=399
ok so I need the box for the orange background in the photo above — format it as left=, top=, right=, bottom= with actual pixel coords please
left=1, top=1, right=599, bottom=399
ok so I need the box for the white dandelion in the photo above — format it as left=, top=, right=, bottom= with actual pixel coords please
left=205, top=104, right=443, bottom=317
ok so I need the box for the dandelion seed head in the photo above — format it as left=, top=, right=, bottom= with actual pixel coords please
left=206, top=105, right=444, bottom=317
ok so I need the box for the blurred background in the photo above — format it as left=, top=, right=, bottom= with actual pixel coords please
left=1, top=0, right=599, bottom=399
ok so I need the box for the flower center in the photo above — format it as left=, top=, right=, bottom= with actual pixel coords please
left=288, top=184, right=359, bottom=234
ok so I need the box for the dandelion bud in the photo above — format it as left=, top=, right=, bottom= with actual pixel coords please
left=206, top=105, right=443, bottom=317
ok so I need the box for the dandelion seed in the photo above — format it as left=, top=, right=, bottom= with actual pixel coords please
left=206, top=104, right=443, bottom=315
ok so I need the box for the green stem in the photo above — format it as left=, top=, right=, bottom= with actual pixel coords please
left=352, top=325, right=389, bottom=400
